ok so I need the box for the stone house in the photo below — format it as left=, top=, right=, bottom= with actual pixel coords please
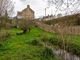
left=17, top=5, right=35, bottom=20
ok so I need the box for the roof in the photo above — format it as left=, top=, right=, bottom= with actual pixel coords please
left=21, top=5, right=34, bottom=13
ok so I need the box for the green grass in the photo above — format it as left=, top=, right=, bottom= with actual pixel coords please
left=0, top=27, right=59, bottom=60
left=65, top=35, right=80, bottom=44
left=0, top=26, right=80, bottom=59
left=60, top=34, right=80, bottom=46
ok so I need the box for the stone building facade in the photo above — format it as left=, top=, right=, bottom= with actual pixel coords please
left=17, top=5, right=35, bottom=20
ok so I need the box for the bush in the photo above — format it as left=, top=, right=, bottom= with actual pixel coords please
left=0, top=43, right=3, bottom=47
left=49, top=37, right=59, bottom=45
left=41, top=36, right=49, bottom=42
left=0, top=30, right=10, bottom=41
left=31, top=39, right=42, bottom=46
left=41, top=47, right=54, bottom=58
left=66, top=43, right=80, bottom=56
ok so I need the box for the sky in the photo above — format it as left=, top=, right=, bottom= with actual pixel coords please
left=12, top=0, right=61, bottom=18
left=12, top=0, right=80, bottom=18
left=12, top=0, right=48, bottom=18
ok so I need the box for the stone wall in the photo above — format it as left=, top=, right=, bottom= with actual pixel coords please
left=33, top=20, right=80, bottom=35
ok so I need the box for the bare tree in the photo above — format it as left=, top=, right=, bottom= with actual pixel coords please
left=0, top=0, right=14, bottom=16
left=0, top=0, right=14, bottom=29
left=16, top=19, right=33, bottom=35
left=46, top=0, right=80, bottom=15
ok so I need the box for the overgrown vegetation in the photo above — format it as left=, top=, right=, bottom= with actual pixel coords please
left=0, top=27, right=59, bottom=60
left=46, top=34, right=80, bottom=57
left=30, top=28, right=80, bottom=57
left=14, top=18, right=34, bottom=35
left=0, top=29, right=10, bottom=41
left=44, top=14, right=80, bottom=26
left=41, top=47, right=54, bottom=59
left=31, top=38, right=42, bottom=46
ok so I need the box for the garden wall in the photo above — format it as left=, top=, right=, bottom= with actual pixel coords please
left=33, top=20, right=80, bottom=35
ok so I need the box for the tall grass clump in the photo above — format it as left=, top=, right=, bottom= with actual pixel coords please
left=31, top=38, right=43, bottom=46
left=0, top=30, right=10, bottom=41
left=41, top=47, right=54, bottom=58
left=49, top=37, right=59, bottom=45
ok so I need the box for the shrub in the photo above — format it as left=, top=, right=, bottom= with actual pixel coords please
left=48, top=36, right=80, bottom=56
left=41, top=36, right=49, bottom=42
left=31, top=39, right=42, bottom=46
left=0, top=43, right=8, bottom=52
left=0, top=43, right=3, bottom=47
left=48, top=37, right=63, bottom=48
left=66, top=43, right=80, bottom=56
left=0, top=30, right=10, bottom=41
left=49, top=37, right=59, bottom=45
left=41, top=47, right=54, bottom=58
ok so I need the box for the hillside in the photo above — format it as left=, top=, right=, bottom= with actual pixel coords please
left=43, top=14, right=80, bottom=26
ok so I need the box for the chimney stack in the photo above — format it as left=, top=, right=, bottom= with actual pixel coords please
left=27, top=5, right=30, bottom=8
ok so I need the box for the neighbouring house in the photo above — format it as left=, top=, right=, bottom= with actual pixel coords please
left=57, top=13, right=62, bottom=17
left=42, top=15, right=55, bottom=21
left=17, top=5, right=35, bottom=20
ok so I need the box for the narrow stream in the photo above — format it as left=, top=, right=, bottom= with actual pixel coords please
left=52, top=49, right=80, bottom=60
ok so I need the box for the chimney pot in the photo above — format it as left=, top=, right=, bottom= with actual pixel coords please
left=27, top=5, right=30, bottom=8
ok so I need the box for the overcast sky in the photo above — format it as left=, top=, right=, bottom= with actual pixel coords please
left=12, top=0, right=80, bottom=18
left=12, top=0, right=60, bottom=18
left=12, top=0, right=48, bottom=18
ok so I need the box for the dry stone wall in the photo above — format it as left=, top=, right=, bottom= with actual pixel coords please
left=33, top=20, right=80, bottom=35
